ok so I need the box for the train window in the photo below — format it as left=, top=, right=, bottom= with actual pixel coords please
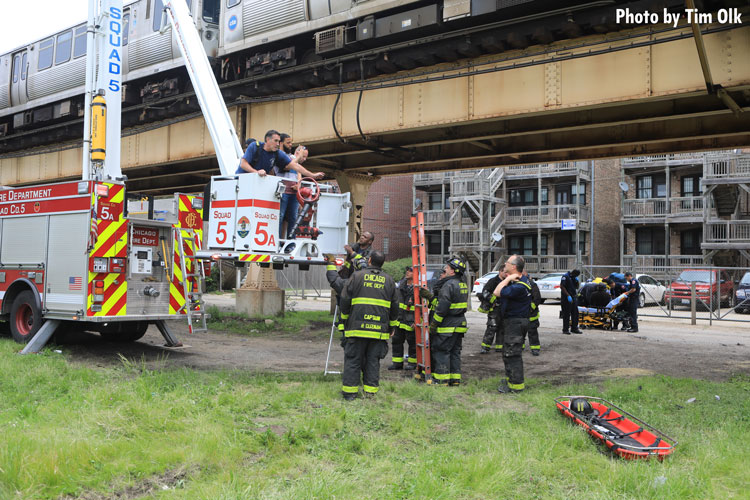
left=21, top=53, right=27, bottom=80
left=203, top=0, right=220, bottom=23
left=227, top=0, right=241, bottom=7
left=153, top=0, right=164, bottom=31
left=73, top=25, right=87, bottom=58
left=123, top=13, right=130, bottom=46
left=38, top=38, right=54, bottom=70
left=12, top=55, right=20, bottom=83
left=55, top=30, right=73, bottom=65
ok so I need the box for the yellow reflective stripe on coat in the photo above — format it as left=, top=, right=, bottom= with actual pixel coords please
left=345, top=329, right=390, bottom=340
left=398, top=322, right=414, bottom=332
left=450, top=302, right=467, bottom=309
left=326, top=264, right=337, bottom=271
left=351, top=297, right=391, bottom=308
left=433, top=313, right=444, bottom=323
left=529, top=302, right=539, bottom=321
left=389, top=320, right=399, bottom=327
left=437, top=326, right=468, bottom=333
left=340, top=313, right=349, bottom=320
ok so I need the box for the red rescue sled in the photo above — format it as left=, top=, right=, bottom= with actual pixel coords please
left=555, top=396, right=676, bottom=460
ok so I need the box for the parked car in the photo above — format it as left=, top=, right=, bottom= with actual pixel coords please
left=472, top=272, right=499, bottom=296
left=536, top=272, right=566, bottom=303
left=636, top=274, right=667, bottom=306
left=736, top=272, right=750, bottom=313
left=664, top=269, right=735, bottom=310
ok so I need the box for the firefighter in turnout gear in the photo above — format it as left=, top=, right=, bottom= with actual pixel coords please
left=339, top=251, right=399, bottom=400
left=479, top=271, right=506, bottom=353
left=429, top=257, right=469, bottom=385
left=325, top=253, right=368, bottom=345
left=523, top=270, right=541, bottom=356
left=339, top=231, right=374, bottom=280
left=389, top=266, right=417, bottom=370
left=494, top=255, right=533, bottom=394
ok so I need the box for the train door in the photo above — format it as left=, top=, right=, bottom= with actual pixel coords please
left=10, top=50, right=28, bottom=107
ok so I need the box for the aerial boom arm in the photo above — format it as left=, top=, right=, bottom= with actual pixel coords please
left=163, top=0, right=243, bottom=177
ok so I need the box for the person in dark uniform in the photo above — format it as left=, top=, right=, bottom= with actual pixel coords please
left=428, top=257, right=469, bottom=386
left=523, top=270, right=541, bottom=356
left=389, top=266, right=417, bottom=370
left=494, top=255, right=533, bottom=393
left=339, top=231, right=375, bottom=280
left=478, top=271, right=506, bottom=353
left=610, top=277, right=631, bottom=331
left=339, top=251, right=399, bottom=400
left=325, top=253, right=368, bottom=343
left=560, top=269, right=582, bottom=335
left=624, top=272, right=640, bottom=332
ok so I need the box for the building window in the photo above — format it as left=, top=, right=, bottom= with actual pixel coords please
left=554, top=232, right=585, bottom=255
left=636, top=174, right=666, bottom=199
left=383, top=195, right=390, bottom=214
left=123, top=13, right=130, bottom=46
left=509, top=188, right=537, bottom=207
left=428, top=192, right=444, bottom=210
left=383, top=237, right=390, bottom=255
left=55, top=30, right=73, bottom=65
left=681, top=175, right=702, bottom=197
left=153, top=0, right=165, bottom=31
left=635, top=227, right=666, bottom=255
left=572, top=184, right=586, bottom=205
left=680, top=229, right=702, bottom=255
left=508, top=235, right=547, bottom=255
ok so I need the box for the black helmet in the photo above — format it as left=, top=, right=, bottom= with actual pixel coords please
left=446, top=256, right=466, bottom=274
left=570, top=398, right=594, bottom=416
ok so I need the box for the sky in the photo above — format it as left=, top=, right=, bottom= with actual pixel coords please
left=0, top=0, right=89, bottom=55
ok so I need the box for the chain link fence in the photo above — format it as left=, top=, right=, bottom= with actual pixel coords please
left=580, top=264, right=750, bottom=324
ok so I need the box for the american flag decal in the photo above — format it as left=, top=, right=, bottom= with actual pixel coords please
left=68, top=277, right=83, bottom=291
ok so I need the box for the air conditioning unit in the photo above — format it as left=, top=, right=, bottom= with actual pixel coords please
left=315, top=26, right=345, bottom=54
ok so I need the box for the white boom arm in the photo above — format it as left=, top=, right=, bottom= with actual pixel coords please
left=162, top=0, right=244, bottom=176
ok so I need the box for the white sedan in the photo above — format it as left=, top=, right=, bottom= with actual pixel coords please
left=636, top=273, right=667, bottom=306
left=472, top=272, right=499, bottom=296
left=536, top=272, right=566, bottom=303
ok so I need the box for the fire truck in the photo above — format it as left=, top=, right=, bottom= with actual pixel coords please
left=3, top=0, right=348, bottom=353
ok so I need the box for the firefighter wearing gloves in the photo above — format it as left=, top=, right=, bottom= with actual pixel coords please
left=339, top=251, right=399, bottom=400
left=389, top=266, right=417, bottom=370
left=494, top=255, right=532, bottom=394
left=339, top=231, right=374, bottom=280
left=429, top=257, right=469, bottom=386
left=325, top=253, right=367, bottom=345
left=478, top=271, right=505, bottom=353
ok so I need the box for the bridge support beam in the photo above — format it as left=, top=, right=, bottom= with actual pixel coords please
left=236, top=263, right=284, bottom=317
left=333, top=171, right=380, bottom=244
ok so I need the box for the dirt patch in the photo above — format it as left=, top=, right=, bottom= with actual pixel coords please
left=32, top=308, right=750, bottom=385
left=60, top=466, right=194, bottom=500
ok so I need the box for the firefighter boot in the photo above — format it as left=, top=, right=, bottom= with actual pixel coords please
left=404, top=362, right=417, bottom=370
left=388, top=362, right=404, bottom=370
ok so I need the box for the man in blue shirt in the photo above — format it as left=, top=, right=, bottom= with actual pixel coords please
left=493, top=254, right=533, bottom=394
left=624, top=272, right=640, bottom=332
left=236, top=129, right=325, bottom=181
left=560, top=269, right=582, bottom=335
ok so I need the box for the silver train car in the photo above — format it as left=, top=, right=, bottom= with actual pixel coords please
left=0, top=0, right=529, bottom=137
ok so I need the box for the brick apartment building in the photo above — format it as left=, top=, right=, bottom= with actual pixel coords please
left=362, top=174, right=414, bottom=259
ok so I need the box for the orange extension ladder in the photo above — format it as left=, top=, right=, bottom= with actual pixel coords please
left=410, top=212, right=433, bottom=384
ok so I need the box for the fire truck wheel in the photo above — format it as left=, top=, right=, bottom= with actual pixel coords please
left=10, top=290, right=43, bottom=344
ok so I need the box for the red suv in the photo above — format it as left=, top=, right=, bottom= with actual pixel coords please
left=665, top=269, right=735, bottom=310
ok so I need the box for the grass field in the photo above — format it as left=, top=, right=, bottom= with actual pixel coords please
left=1, top=336, right=749, bottom=499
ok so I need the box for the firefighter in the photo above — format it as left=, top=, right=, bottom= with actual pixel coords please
left=560, top=269, right=582, bottom=334
left=389, top=265, right=417, bottom=370
left=339, top=231, right=375, bottom=280
left=478, top=271, right=506, bottom=353
left=523, top=270, right=541, bottom=356
left=427, top=256, right=469, bottom=386
left=494, top=255, right=532, bottom=394
left=325, top=253, right=367, bottom=344
left=624, top=271, right=640, bottom=333
left=339, top=251, right=399, bottom=400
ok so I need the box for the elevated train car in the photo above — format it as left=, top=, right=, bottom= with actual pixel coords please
left=2, top=0, right=662, bottom=140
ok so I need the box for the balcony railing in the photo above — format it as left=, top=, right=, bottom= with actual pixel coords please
left=622, top=255, right=705, bottom=269
left=704, top=153, right=750, bottom=179
left=423, top=209, right=450, bottom=227
left=504, top=162, right=590, bottom=178
left=414, top=172, right=455, bottom=185
left=505, top=205, right=589, bottom=225
left=451, top=169, right=505, bottom=197
left=622, top=197, right=705, bottom=219
left=510, top=255, right=590, bottom=275
left=620, top=153, right=705, bottom=167
left=704, top=220, right=750, bottom=244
